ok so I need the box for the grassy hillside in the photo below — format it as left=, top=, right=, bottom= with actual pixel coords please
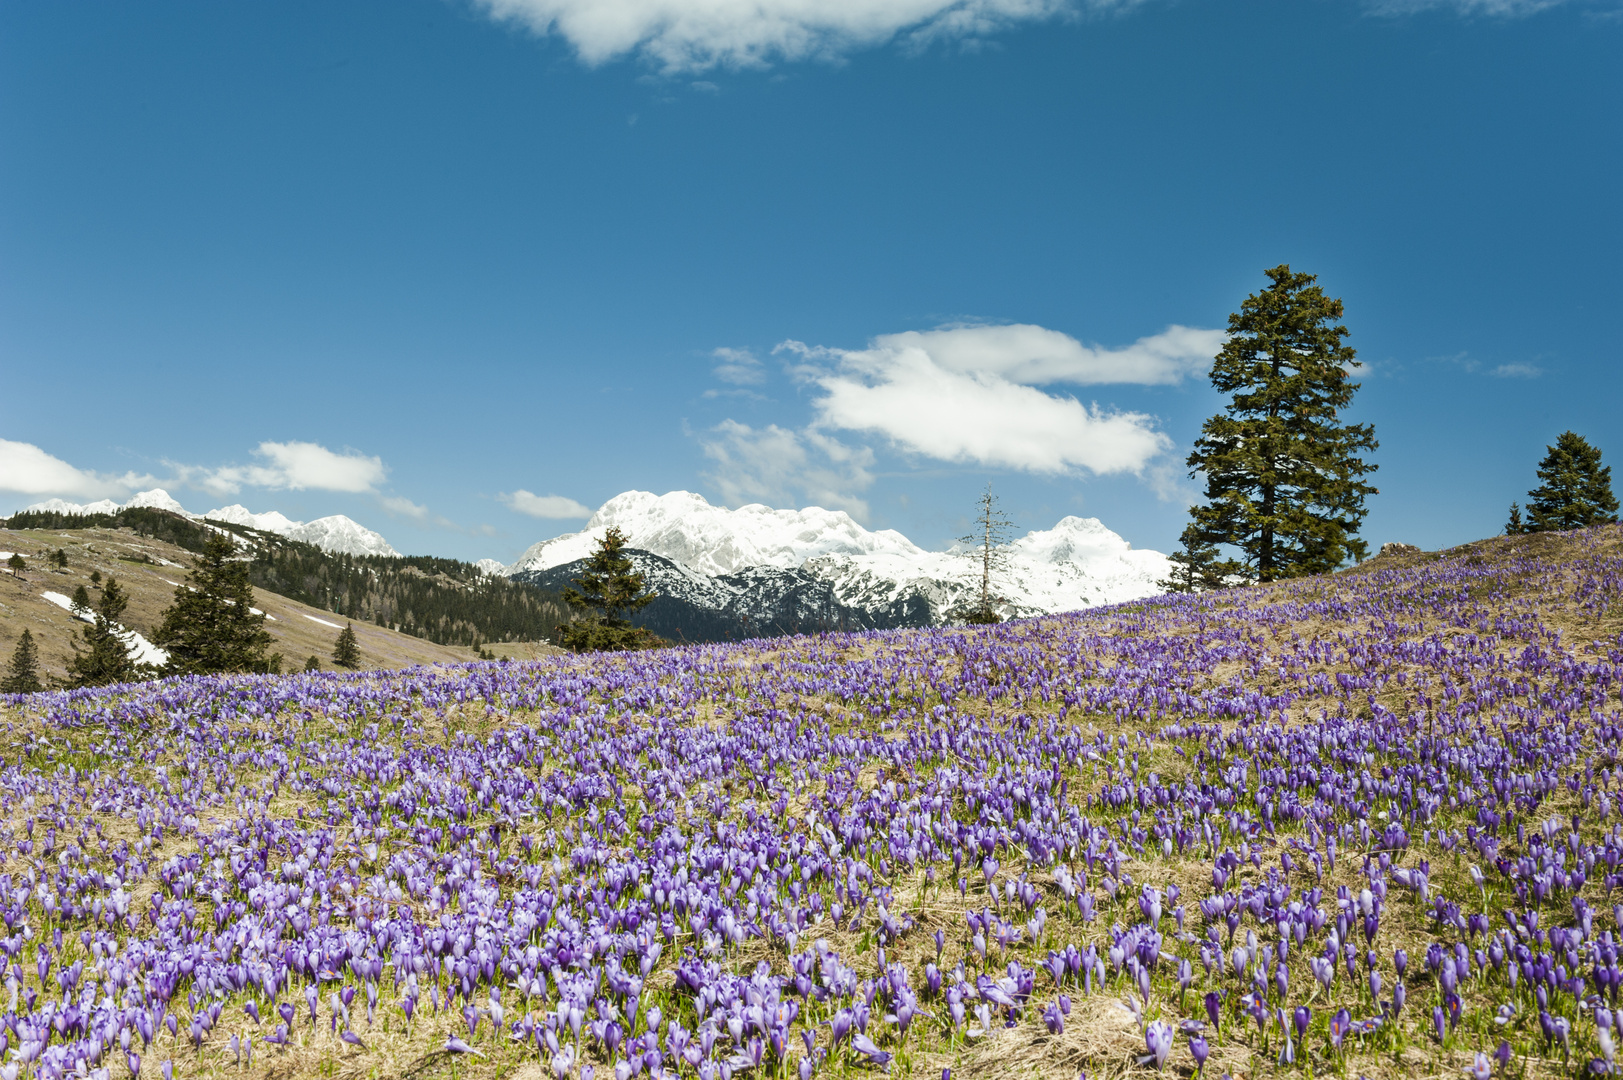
left=1, top=524, right=1622, bottom=1080
left=3, top=506, right=570, bottom=649
left=0, top=524, right=491, bottom=678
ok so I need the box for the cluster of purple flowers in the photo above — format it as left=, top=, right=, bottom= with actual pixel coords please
left=2, top=530, right=1622, bottom=1078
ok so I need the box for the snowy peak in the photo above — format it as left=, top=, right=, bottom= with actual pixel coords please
left=501, top=489, right=1171, bottom=621
left=506, top=490, right=925, bottom=577
left=21, top=490, right=399, bottom=558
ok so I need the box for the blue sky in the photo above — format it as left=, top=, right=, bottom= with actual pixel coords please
left=1, top=0, right=1618, bottom=563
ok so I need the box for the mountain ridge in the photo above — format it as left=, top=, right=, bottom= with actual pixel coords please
left=26, top=489, right=399, bottom=558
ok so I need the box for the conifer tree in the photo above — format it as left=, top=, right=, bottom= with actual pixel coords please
left=332, top=624, right=361, bottom=668
left=303, top=655, right=321, bottom=672
left=6, top=554, right=24, bottom=579
left=66, top=577, right=142, bottom=688
left=950, top=484, right=1015, bottom=624
left=555, top=527, right=664, bottom=652
left=2, top=630, right=42, bottom=694
left=71, top=584, right=92, bottom=613
left=1159, top=524, right=1238, bottom=593
left=1182, top=265, right=1378, bottom=582
left=154, top=533, right=281, bottom=675
left=1510, top=431, right=1619, bottom=533
left=52, top=549, right=67, bottom=569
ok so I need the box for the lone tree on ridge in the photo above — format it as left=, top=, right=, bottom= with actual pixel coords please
left=554, top=527, right=664, bottom=652
left=1178, top=264, right=1378, bottom=584
left=1507, top=431, right=1618, bottom=534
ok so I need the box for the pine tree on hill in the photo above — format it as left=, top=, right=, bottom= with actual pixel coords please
left=1509, top=431, right=1619, bottom=534
left=1181, top=265, right=1379, bottom=583
left=555, top=527, right=665, bottom=652
left=154, top=532, right=281, bottom=676
left=66, top=576, right=143, bottom=688
left=333, top=624, right=361, bottom=669
left=71, top=584, right=92, bottom=614
left=303, top=655, right=321, bottom=672
left=949, top=484, right=1014, bottom=624
left=2, top=630, right=42, bottom=694
left=6, top=554, right=24, bottom=580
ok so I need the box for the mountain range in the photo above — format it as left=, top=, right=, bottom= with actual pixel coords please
left=497, top=490, right=1170, bottom=638
left=25, top=490, right=399, bottom=558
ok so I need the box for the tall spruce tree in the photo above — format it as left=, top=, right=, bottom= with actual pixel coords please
left=2, top=630, right=42, bottom=694
left=555, top=527, right=664, bottom=652
left=1183, top=265, right=1378, bottom=583
left=155, top=532, right=281, bottom=675
left=1509, top=431, right=1619, bottom=533
left=66, top=576, right=142, bottom=688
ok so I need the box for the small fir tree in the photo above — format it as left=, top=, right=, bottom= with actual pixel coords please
left=1516, top=431, right=1619, bottom=533
left=555, top=527, right=665, bottom=652
left=6, top=554, right=24, bottom=579
left=90, top=570, right=101, bottom=585
left=2, top=630, right=42, bottom=694
left=70, top=584, right=92, bottom=613
left=303, top=655, right=321, bottom=672
left=51, top=549, right=67, bottom=569
left=1159, top=524, right=1239, bottom=593
left=1182, top=265, right=1379, bottom=582
left=154, top=533, right=281, bottom=675
left=66, top=577, right=143, bottom=688
left=1505, top=502, right=1525, bottom=536
left=332, top=624, right=361, bottom=668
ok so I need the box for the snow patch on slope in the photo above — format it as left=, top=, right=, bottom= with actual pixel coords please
left=41, top=591, right=170, bottom=666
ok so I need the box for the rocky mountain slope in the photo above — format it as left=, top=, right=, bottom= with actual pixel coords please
left=27, top=490, right=399, bottom=557
left=500, top=490, right=1170, bottom=640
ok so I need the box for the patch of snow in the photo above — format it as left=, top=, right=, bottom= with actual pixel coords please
left=41, top=590, right=169, bottom=665
left=301, top=613, right=344, bottom=629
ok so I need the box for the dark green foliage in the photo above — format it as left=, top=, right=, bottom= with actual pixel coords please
left=65, top=577, right=146, bottom=688
left=333, top=624, right=361, bottom=669
left=1506, top=502, right=1525, bottom=536
left=6, top=554, right=24, bottom=578
left=90, top=570, right=101, bottom=585
left=51, top=549, right=67, bottom=569
left=1182, top=265, right=1379, bottom=583
left=1, top=507, right=568, bottom=647
left=303, top=654, right=321, bottom=672
left=154, top=533, right=282, bottom=676
left=1, top=630, right=42, bottom=694
left=555, top=528, right=665, bottom=653
left=71, top=584, right=92, bottom=611
left=1159, top=524, right=1239, bottom=594
left=1510, top=431, right=1620, bottom=534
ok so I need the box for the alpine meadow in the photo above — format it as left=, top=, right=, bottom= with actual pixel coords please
left=2, top=2, right=1618, bottom=1080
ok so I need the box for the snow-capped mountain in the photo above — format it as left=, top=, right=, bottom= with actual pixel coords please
left=499, top=490, right=1170, bottom=634
left=24, top=490, right=399, bottom=558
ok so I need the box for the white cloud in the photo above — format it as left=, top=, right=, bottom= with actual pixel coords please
left=184, top=441, right=387, bottom=497
left=0, top=440, right=156, bottom=499
left=777, top=325, right=1179, bottom=476
left=1491, top=362, right=1542, bottom=379
left=700, top=420, right=875, bottom=520
left=711, top=346, right=766, bottom=385
left=873, top=323, right=1223, bottom=386
left=1366, top=0, right=1572, bottom=14
left=474, top=0, right=1101, bottom=72
left=500, top=490, right=594, bottom=519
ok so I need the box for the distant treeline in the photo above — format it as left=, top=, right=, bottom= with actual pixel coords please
left=4, top=508, right=569, bottom=647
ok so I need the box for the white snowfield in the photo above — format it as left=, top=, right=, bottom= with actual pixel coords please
left=301, top=613, right=344, bottom=629
left=24, top=489, right=399, bottom=558
left=496, top=490, right=1171, bottom=620
left=40, top=591, right=170, bottom=667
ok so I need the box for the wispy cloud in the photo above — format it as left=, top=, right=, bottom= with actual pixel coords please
left=699, top=420, right=875, bottom=520
left=499, top=490, right=595, bottom=519
left=473, top=0, right=1105, bottom=73
left=711, top=347, right=766, bottom=386
left=0, top=439, right=156, bottom=499
left=177, top=441, right=387, bottom=497
left=1490, top=362, right=1543, bottom=379
left=1430, top=351, right=1544, bottom=380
